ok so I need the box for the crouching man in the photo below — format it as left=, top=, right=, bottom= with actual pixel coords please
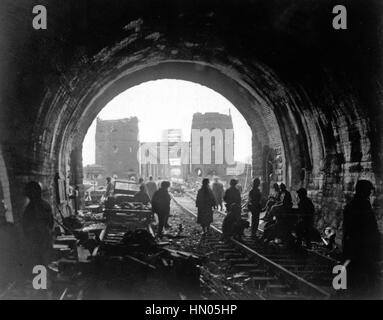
left=222, top=204, right=249, bottom=240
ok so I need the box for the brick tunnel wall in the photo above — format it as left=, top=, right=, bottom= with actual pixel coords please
left=0, top=0, right=382, bottom=240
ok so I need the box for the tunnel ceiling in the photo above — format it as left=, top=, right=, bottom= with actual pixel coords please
left=0, top=0, right=382, bottom=220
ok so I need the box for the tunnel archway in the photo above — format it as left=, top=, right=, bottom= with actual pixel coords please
left=35, top=59, right=299, bottom=205
left=29, top=51, right=382, bottom=235
left=1, top=0, right=381, bottom=236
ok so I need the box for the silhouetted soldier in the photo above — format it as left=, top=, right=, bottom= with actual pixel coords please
left=342, top=180, right=381, bottom=298
left=151, top=181, right=171, bottom=237
left=145, top=176, right=158, bottom=200
left=295, top=188, right=315, bottom=249
left=104, top=177, right=113, bottom=198
left=263, top=183, right=294, bottom=243
left=133, top=184, right=151, bottom=205
left=212, top=177, right=224, bottom=211
left=22, top=182, right=54, bottom=271
left=196, top=178, right=216, bottom=234
left=262, top=183, right=281, bottom=221
left=104, top=177, right=114, bottom=208
left=138, top=177, right=149, bottom=195
left=157, top=177, right=163, bottom=189
left=68, top=185, right=79, bottom=215
left=248, top=178, right=262, bottom=238
left=222, top=204, right=249, bottom=240
left=223, top=179, right=241, bottom=212
left=280, top=183, right=293, bottom=211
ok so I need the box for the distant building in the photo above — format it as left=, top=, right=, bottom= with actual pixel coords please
left=162, top=129, right=183, bottom=143
left=95, top=117, right=140, bottom=179
left=163, top=129, right=189, bottom=181
left=140, top=129, right=189, bottom=181
left=191, top=112, right=234, bottom=177
left=140, top=142, right=168, bottom=179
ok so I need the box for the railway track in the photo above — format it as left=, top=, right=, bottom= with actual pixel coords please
left=172, top=193, right=336, bottom=300
left=0, top=193, right=337, bottom=300
left=184, top=191, right=339, bottom=279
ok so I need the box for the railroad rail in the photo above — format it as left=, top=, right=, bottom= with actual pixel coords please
left=172, top=193, right=334, bottom=299
left=185, top=192, right=341, bottom=270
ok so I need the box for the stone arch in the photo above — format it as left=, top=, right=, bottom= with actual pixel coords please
left=34, top=58, right=308, bottom=206
left=1, top=0, right=381, bottom=233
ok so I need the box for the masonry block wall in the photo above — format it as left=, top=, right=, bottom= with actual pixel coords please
left=95, top=117, right=140, bottom=179
left=191, top=112, right=234, bottom=178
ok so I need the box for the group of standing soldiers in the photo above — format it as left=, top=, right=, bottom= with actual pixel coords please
left=195, top=177, right=381, bottom=298
left=195, top=177, right=271, bottom=239
left=195, top=177, right=294, bottom=241
left=196, top=178, right=248, bottom=238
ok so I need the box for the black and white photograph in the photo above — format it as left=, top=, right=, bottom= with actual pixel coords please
left=0, top=0, right=382, bottom=304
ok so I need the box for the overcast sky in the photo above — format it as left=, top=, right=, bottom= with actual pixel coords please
left=82, top=79, right=252, bottom=165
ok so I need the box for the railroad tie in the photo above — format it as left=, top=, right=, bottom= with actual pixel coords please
left=229, top=258, right=253, bottom=264
left=231, top=263, right=261, bottom=270
left=265, top=283, right=290, bottom=295
left=223, top=253, right=243, bottom=259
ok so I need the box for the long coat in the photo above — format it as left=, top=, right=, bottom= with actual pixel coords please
left=343, top=196, right=380, bottom=263
left=248, top=188, right=262, bottom=213
left=196, top=187, right=216, bottom=227
left=145, top=181, right=158, bottom=199
left=133, top=190, right=151, bottom=205
left=342, top=195, right=381, bottom=296
left=151, top=188, right=171, bottom=216
left=223, top=187, right=241, bottom=209
left=212, top=182, right=224, bottom=202
left=22, top=199, right=54, bottom=268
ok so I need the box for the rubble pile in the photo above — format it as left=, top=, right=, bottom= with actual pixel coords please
left=88, top=227, right=202, bottom=299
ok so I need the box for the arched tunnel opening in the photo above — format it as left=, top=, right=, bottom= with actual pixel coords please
left=0, top=0, right=382, bottom=300
left=80, top=78, right=254, bottom=204
left=17, top=58, right=383, bottom=240
left=80, top=79, right=252, bottom=184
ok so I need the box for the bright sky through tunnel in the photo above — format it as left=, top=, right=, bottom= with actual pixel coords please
left=82, top=79, right=252, bottom=166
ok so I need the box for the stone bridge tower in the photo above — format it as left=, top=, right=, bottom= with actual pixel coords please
left=95, top=117, right=140, bottom=179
